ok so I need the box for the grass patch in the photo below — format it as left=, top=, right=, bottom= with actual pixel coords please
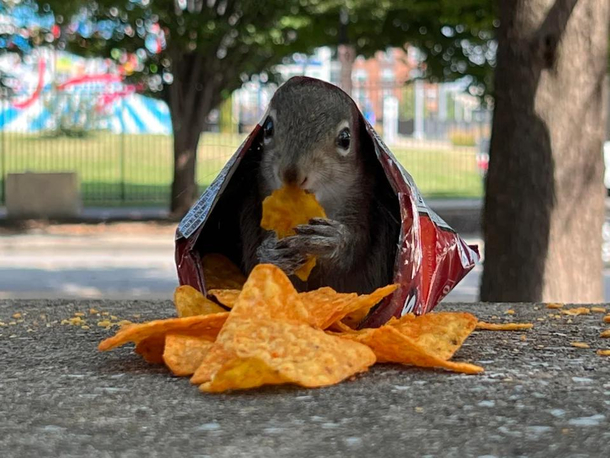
left=0, top=132, right=483, bottom=205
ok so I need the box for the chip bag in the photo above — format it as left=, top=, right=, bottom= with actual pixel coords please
left=175, top=77, right=478, bottom=327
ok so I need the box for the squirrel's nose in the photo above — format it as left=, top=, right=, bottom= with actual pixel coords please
left=281, top=166, right=308, bottom=188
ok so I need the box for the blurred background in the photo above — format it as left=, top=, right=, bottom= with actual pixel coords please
left=0, top=0, right=607, bottom=303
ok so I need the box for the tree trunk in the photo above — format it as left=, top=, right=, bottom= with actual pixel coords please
left=481, top=0, right=608, bottom=303
left=167, top=53, right=221, bottom=218
left=170, top=114, right=201, bottom=218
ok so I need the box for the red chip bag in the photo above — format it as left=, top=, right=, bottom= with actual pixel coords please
left=175, top=77, right=478, bottom=327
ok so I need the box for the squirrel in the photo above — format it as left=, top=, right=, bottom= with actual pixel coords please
left=239, top=76, right=400, bottom=294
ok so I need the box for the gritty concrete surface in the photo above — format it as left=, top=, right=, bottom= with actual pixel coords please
left=1, top=300, right=609, bottom=458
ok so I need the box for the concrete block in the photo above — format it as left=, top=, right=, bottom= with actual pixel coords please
left=5, top=172, right=81, bottom=219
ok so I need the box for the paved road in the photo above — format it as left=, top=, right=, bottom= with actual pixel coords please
left=1, top=300, right=609, bottom=457
left=2, top=231, right=610, bottom=303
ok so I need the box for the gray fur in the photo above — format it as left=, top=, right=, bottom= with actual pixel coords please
left=240, top=77, right=400, bottom=294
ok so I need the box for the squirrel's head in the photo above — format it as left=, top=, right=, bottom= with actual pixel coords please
left=259, top=77, right=367, bottom=213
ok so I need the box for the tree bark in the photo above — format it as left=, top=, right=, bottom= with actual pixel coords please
left=338, top=44, right=356, bottom=96
left=481, top=0, right=608, bottom=302
left=167, top=53, right=220, bottom=217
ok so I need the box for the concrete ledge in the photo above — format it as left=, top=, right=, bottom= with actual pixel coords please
left=1, top=300, right=608, bottom=457
left=6, top=172, right=81, bottom=219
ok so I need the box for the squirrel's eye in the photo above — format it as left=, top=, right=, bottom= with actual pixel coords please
left=263, top=117, right=274, bottom=143
left=337, top=128, right=351, bottom=150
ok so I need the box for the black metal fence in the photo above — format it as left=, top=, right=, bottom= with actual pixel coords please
left=0, top=85, right=490, bottom=207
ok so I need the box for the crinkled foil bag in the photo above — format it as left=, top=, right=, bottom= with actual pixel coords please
left=175, top=78, right=479, bottom=328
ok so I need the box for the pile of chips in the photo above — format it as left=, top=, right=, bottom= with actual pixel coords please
left=99, top=258, right=485, bottom=393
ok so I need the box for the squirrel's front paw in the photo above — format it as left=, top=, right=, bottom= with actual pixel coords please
left=291, top=217, right=348, bottom=260
left=256, top=234, right=308, bottom=276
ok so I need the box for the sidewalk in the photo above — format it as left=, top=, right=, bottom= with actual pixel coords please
left=2, top=300, right=608, bottom=457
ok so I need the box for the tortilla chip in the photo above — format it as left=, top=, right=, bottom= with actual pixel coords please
left=339, top=284, right=399, bottom=329
left=261, top=185, right=327, bottom=281
left=340, top=325, right=483, bottom=375
left=200, top=320, right=375, bottom=392
left=600, top=329, right=610, bottom=338
left=98, top=313, right=228, bottom=352
left=163, top=334, right=215, bottom=376
left=591, top=307, right=606, bottom=313
left=208, top=289, right=240, bottom=309
left=228, top=264, right=309, bottom=324
left=174, top=285, right=227, bottom=317
left=476, top=322, right=534, bottom=331
left=202, top=253, right=247, bottom=290
left=388, top=312, right=478, bottom=360
left=604, top=315, right=610, bottom=323
left=546, top=303, right=564, bottom=309
left=597, top=349, right=610, bottom=356
left=571, top=342, right=590, bottom=349
left=135, top=335, right=166, bottom=364
left=190, top=343, right=237, bottom=385
left=561, top=307, right=590, bottom=316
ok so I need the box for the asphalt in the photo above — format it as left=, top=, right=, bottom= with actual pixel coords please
left=2, top=300, right=610, bottom=457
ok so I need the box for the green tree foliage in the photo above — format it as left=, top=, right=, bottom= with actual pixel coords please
left=38, top=0, right=496, bottom=215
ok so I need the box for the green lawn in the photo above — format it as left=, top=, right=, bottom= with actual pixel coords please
left=0, top=132, right=483, bottom=205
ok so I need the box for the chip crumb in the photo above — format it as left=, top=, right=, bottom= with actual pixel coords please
left=520, top=334, right=526, bottom=341
left=68, top=317, right=85, bottom=326
left=101, top=312, right=110, bottom=316
left=604, top=315, right=610, bottom=323
left=533, top=306, right=540, bottom=310
left=0, top=322, right=6, bottom=327
left=132, top=314, right=141, bottom=318
left=554, top=315, right=561, bottom=319
left=89, top=308, right=99, bottom=314
left=597, top=349, right=610, bottom=356
left=591, top=307, right=606, bottom=313
left=600, top=329, right=610, bottom=338
left=536, top=318, right=545, bottom=322
left=74, top=312, right=85, bottom=317
left=12, top=312, right=22, bottom=319
left=476, top=322, right=534, bottom=331
left=546, top=303, right=564, bottom=309
left=81, top=325, right=90, bottom=330
left=9, top=334, right=16, bottom=338
left=415, top=407, right=424, bottom=413
left=567, top=319, right=573, bottom=323
left=9, top=321, right=17, bottom=326
left=97, top=320, right=112, bottom=328
left=561, top=307, right=590, bottom=316
left=110, top=315, right=118, bottom=320
left=571, top=342, right=590, bottom=349
left=561, top=428, right=570, bottom=434
left=503, top=377, right=513, bottom=382
left=505, top=309, right=515, bottom=315
left=116, top=320, right=132, bottom=327
left=27, top=328, right=34, bottom=333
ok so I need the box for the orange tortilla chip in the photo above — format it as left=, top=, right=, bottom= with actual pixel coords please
left=174, top=285, right=227, bottom=317
left=600, top=329, right=610, bottom=338
left=261, top=185, right=327, bottom=281
left=200, top=320, right=375, bottom=392
left=300, top=284, right=398, bottom=329
left=163, top=334, right=215, bottom=376
left=591, top=307, right=606, bottom=313
left=190, top=343, right=237, bottom=385
left=228, top=264, right=309, bottom=324
left=208, top=289, right=240, bottom=309
left=597, top=349, right=610, bottom=356
left=388, top=312, right=478, bottom=360
left=571, top=342, right=590, bottom=349
left=202, top=253, right=247, bottom=290
left=546, top=303, right=564, bottom=309
left=476, top=322, right=534, bottom=331
left=340, top=284, right=399, bottom=329
left=340, top=325, right=483, bottom=375
left=135, top=335, right=166, bottom=364
left=98, top=313, right=228, bottom=352
left=561, top=307, right=590, bottom=316
left=603, top=315, right=610, bottom=323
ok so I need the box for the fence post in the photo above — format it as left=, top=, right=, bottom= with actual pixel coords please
left=120, top=97, right=126, bottom=203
